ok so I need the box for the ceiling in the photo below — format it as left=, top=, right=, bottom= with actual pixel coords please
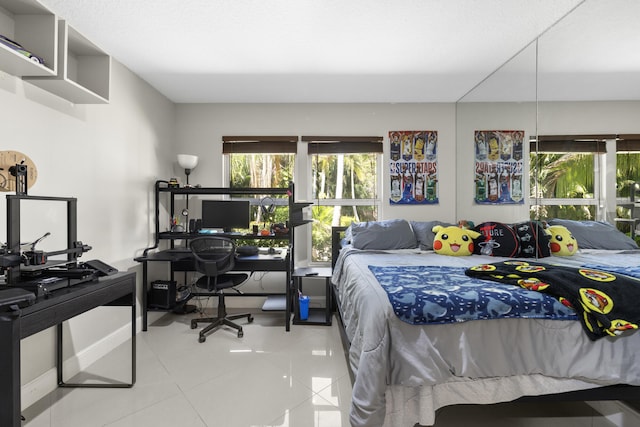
left=39, top=0, right=640, bottom=103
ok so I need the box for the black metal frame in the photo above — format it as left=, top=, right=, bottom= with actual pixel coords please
left=0, top=272, right=136, bottom=427
left=135, top=182, right=311, bottom=332
left=291, top=267, right=333, bottom=326
left=6, top=195, right=78, bottom=284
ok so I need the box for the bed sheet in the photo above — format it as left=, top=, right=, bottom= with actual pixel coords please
left=331, top=247, right=640, bottom=427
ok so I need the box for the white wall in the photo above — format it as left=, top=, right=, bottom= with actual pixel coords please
left=538, top=101, right=640, bottom=134
left=455, top=101, right=537, bottom=224
left=0, top=61, right=175, bottom=398
left=174, top=103, right=457, bottom=221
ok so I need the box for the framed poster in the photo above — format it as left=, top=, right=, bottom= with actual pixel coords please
left=474, top=130, right=524, bottom=204
left=389, top=130, right=438, bottom=205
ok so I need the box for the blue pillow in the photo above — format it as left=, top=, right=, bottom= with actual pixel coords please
left=410, top=220, right=452, bottom=250
left=548, top=219, right=638, bottom=250
left=351, top=219, right=417, bottom=250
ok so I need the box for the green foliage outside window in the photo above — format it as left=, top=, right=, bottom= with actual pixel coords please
left=230, top=154, right=294, bottom=189
left=229, top=154, right=294, bottom=231
left=311, top=153, right=378, bottom=262
left=615, top=152, right=640, bottom=239
left=529, top=152, right=596, bottom=220
left=530, top=151, right=640, bottom=240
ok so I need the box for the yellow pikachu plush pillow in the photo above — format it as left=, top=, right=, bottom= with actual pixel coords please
left=548, top=225, right=578, bottom=256
left=432, top=225, right=481, bottom=256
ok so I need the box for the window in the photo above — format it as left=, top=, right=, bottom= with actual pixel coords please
left=530, top=134, right=640, bottom=238
left=224, top=136, right=296, bottom=228
left=304, top=136, right=383, bottom=263
left=224, top=135, right=383, bottom=263
left=614, top=135, right=640, bottom=237
left=530, top=136, right=607, bottom=220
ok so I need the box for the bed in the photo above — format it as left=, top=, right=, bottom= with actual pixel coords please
left=330, top=219, right=640, bottom=427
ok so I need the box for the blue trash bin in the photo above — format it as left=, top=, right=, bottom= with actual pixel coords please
left=299, top=295, right=310, bottom=320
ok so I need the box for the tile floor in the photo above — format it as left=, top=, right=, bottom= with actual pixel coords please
left=22, top=309, right=622, bottom=427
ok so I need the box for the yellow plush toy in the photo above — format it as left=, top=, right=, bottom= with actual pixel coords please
left=547, top=225, right=578, bottom=256
left=432, top=225, right=481, bottom=256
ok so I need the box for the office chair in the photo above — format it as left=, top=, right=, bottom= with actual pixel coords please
left=189, top=236, right=253, bottom=342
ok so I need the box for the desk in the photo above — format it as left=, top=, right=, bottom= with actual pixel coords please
left=0, top=272, right=136, bottom=427
left=135, top=249, right=291, bottom=331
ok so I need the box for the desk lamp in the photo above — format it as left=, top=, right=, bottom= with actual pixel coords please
left=176, top=154, right=199, bottom=230
left=174, top=154, right=199, bottom=316
left=177, top=154, right=198, bottom=187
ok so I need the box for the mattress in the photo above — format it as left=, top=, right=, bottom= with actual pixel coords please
left=331, top=247, right=640, bottom=427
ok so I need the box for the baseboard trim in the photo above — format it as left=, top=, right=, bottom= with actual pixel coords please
left=588, top=400, right=640, bottom=427
left=21, top=318, right=138, bottom=410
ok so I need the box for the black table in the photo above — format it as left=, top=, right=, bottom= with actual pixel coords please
left=135, top=249, right=291, bottom=330
left=0, top=271, right=136, bottom=427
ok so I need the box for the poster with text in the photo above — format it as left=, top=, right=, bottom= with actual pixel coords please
left=474, top=130, right=524, bottom=205
left=389, top=130, right=438, bottom=204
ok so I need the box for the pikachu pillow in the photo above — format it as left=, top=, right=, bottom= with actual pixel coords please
left=432, top=225, right=481, bottom=256
left=547, top=225, right=578, bottom=256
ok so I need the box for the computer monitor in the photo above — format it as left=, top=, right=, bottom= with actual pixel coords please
left=201, top=200, right=250, bottom=232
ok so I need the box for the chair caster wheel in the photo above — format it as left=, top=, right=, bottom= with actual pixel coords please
left=248, top=315, right=254, bottom=323
left=238, top=330, right=244, bottom=338
left=190, top=321, right=197, bottom=329
left=198, top=335, right=206, bottom=343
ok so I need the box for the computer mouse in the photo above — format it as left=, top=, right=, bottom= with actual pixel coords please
left=268, top=247, right=276, bottom=254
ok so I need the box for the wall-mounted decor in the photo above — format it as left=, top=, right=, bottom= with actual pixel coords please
left=389, top=130, right=438, bottom=205
left=0, top=150, right=38, bottom=194
left=474, top=130, right=524, bottom=205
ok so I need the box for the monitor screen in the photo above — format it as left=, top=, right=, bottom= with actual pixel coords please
left=201, top=200, right=250, bottom=231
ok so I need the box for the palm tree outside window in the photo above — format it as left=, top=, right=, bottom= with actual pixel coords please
left=530, top=134, right=640, bottom=242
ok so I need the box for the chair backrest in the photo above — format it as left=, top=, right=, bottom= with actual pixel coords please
left=189, top=237, right=236, bottom=277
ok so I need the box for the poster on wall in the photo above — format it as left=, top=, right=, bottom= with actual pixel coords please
left=389, top=130, right=438, bottom=205
left=474, top=130, right=524, bottom=205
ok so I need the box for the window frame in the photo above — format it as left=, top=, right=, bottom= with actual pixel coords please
left=303, top=136, right=383, bottom=265
left=529, top=134, right=640, bottom=223
left=223, top=135, right=383, bottom=265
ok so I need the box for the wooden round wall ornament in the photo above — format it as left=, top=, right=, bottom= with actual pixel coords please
left=0, top=150, right=38, bottom=192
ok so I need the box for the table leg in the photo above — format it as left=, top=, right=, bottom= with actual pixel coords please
left=0, top=309, right=22, bottom=427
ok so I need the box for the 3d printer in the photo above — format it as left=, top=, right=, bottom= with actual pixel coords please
left=1, top=194, right=115, bottom=298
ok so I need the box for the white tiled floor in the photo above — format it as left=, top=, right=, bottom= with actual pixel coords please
left=22, top=309, right=621, bottom=427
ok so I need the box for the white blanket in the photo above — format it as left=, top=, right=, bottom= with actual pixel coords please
left=332, top=248, right=640, bottom=427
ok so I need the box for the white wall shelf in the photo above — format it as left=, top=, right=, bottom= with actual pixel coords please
left=0, top=0, right=57, bottom=77
left=24, top=20, right=110, bottom=104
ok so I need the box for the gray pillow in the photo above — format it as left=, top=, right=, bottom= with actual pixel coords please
left=410, top=220, right=452, bottom=250
left=547, top=219, right=638, bottom=250
left=351, top=219, right=417, bottom=250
